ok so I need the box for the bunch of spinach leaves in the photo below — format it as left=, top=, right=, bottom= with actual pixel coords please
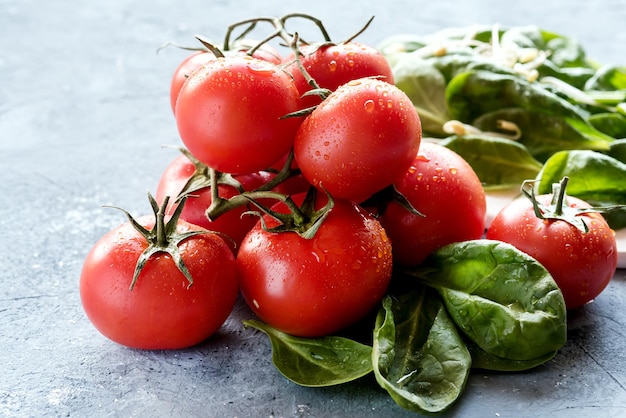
left=378, top=25, right=626, bottom=228
left=245, top=239, right=567, bottom=415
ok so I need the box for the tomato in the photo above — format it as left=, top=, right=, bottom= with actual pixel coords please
left=229, top=40, right=282, bottom=65
left=284, top=42, right=394, bottom=107
left=80, top=214, right=239, bottom=349
left=237, top=194, right=393, bottom=337
left=486, top=191, right=617, bottom=310
left=169, top=44, right=282, bottom=115
left=294, top=77, right=421, bottom=203
left=175, top=55, right=303, bottom=174
left=155, top=153, right=271, bottom=251
left=379, top=142, right=486, bottom=266
left=169, top=51, right=217, bottom=115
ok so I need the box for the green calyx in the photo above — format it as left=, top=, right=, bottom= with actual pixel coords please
left=106, top=193, right=209, bottom=291
left=361, top=184, right=424, bottom=218
left=244, top=185, right=334, bottom=239
left=522, top=176, right=620, bottom=233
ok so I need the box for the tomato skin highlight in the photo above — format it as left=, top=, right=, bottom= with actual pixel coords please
left=236, top=196, right=393, bottom=337
left=79, top=217, right=239, bottom=349
left=175, top=56, right=303, bottom=174
left=486, top=195, right=617, bottom=309
left=294, top=77, right=421, bottom=203
left=284, top=42, right=395, bottom=107
left=380, top=142, right=486, bottom=266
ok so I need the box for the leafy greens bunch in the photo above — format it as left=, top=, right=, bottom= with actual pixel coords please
left=378, top=25, right=626, bottom=229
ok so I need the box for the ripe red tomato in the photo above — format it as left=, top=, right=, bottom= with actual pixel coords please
left=379, top=142, right=486, bottom=266
left=294, top=77, right=421, bottom=203
left=237, top=194, right=393, bottom=337
left=169, top=51, right=217, bottom=115
left=486, top=193, right=617, bottom=309
left=284, top=42, right=394, bottom=107
left=80, top=215, right=239, bottom=349
left=169, top=45, right=282, bottom=115
left=175, top=55, right=303, bottom=174
left=155, top=153, right=271, bottom=250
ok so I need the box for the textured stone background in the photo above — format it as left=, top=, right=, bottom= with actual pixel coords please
left=1, top=0, right=625, bottom=417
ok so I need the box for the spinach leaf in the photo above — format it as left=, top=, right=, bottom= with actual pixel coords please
left=473, top=109, right=612, bottom=161
left=372, top=290, right=471, bottom=414
left=392, top=54, right=450, bottom=136
left=608, top=138, right=626, bottom=163
left=404, top=239, right=567, bottom=361
left=446, top=70, right=589, bottom=123
left=589, top=112, right=626, bottom=138
left=536, top=150, right=626, bottom=229
left=466, top=339, right=557, bottom=372
left=585, top=65, right=626, bottom=91
left=537, top=60, right=595, bottom=90
left=243, top=319, right=373, bottom=387
left=440, top=134, right=542, bottom=188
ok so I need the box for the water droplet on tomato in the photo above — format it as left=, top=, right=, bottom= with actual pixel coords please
left=347, top=79, right=361, bottom=86
left=363, top=99, right=375, bottom=112
left=323, top=154, right=330, bottom=160
left=449, top=167, right=457, bottom=174
left=347, top=60, right=354, bottom=67
left=248, top=61, right=274, bottom=76
left=407, top=166, right=416, bottom=174
left=328, top=60, right=337, bottom=72
left=386, top=100, right=394, bottom=108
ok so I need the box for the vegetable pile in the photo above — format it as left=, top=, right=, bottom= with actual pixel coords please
left=79, top=14, right=624, bottom=415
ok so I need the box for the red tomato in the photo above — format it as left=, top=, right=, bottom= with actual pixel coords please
left=285, top=42, right=394, bottom=107
left=175, top=56, right=303, bottom=174
left=379, top=142, right=486, bottom=266
left=294, top=77, right=421, bottom=203
left=169, top=45, right=282, bottom=115
left=229, top=40, right=282, bottom=65
left=237, top=194, right=393, bottom=337
left=155, top=153, right=271, bottom=251
left=80, top=216, right=239, bottom=349
left=169, top=51, right=217, bottom=115
left=486, top=194, right=617, bottom=309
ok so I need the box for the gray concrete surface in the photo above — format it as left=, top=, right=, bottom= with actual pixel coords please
left=1, top=0, right=626, bottom=417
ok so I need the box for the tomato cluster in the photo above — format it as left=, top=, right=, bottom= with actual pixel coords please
left=80, top=14, right=501, bottom=349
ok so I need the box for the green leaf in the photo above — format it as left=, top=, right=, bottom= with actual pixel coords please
left=473, top=109, right=613, bottom=161
left=391, top=54, right=450, bottom=136
left=466, top=339, right=557, bottom=371
left=243, top=319, right=373, bottom=387
left=446, top=70, right=589, bottom=124
left=406, top=239, right=567, bottom=361
left=440, top=134, right=543, bottom=188
left=608, top=138, right=626, bottom=163
left=372, top=290, right=471, bottom=414
left=536, top=150, right=626, bottom=229
left=589, top=112, right=626, bottom=138
left=585, top=65, right=626, bottom=91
